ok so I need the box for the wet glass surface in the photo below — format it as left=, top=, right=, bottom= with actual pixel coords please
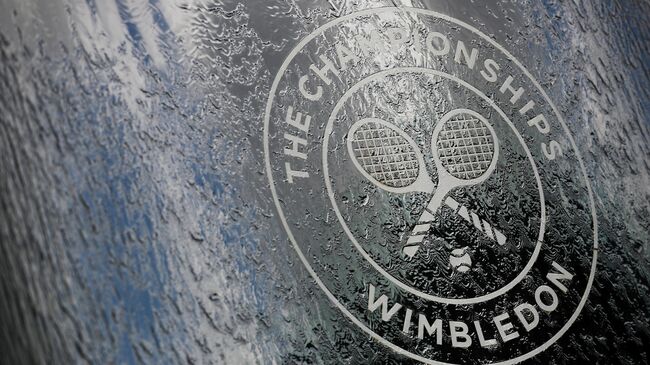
left=0, top=0, right=648, bottom=364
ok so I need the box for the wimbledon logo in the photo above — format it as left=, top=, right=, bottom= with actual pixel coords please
left=263, top=7, right=597, bottom=364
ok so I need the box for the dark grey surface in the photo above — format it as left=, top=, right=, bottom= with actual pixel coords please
left=0, top=0, right=648, bottom=364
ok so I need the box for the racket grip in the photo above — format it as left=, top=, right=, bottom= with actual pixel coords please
left=403, top=208, right=437, bottom=258
left=403, top=192, right=448, bottom=258
left=445, top=197, right=507, bottom=246
left=402, top=196, right=507, bottom=259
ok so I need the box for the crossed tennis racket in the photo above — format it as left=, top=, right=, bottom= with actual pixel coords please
left=346, top=108, right=506, bottom=259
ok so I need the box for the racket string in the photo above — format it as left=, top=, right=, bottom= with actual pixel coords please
left=436, top=114, right=495, bottom=180
left=351, top=123, right=420, bottom=188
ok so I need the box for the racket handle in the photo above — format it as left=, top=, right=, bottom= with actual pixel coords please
left=402, top=196, right=507, bottom=259
left=445, top=197, right=507, bottom=246
left=403, top=219, right=431, bottom=258
left=402, top=193, right=447, bottom=258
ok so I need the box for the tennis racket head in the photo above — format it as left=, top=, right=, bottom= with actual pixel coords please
left=432, top=109, right=499, bottom=186
left=347, top=118, right=432, bottom=194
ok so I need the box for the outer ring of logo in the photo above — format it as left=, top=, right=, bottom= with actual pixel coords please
left=263, top=7, right=598, bottom=365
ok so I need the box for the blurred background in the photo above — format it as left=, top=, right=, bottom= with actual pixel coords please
left=0, top=0, right=648, bottom=363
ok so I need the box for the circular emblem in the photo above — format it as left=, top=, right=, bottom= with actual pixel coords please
left=264, top=7, right=597, bottom=364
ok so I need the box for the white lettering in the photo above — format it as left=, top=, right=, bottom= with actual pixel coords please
left=335, top=43, right=358, bottom=71
left=514, top=303, right=539, bottom=332
left=454, top=40, right=479, bottom=69
left=480, top=58, right=500, bottom=82
left=546, top=261, right=574, bottom=293
left=518, top=100, right=536, bottom=115
left=494, top=312, right=520, bottom=342
left=426, top=32, right=450, bottom=56
left=284, top=133, right=308, bottom=160
left=542, top=140, right=563, bottom=160
left=386, top=27, right=409, bottom=49
left=418, top=314, right=443, bottom=343
left=499, top=75, right=525, bottom=104
left=285, top=162, right=308, bottom=183
left=535, top=285, right=559, bottom=312
left=402, top=308, right=413, bottom=334
left=299, top=75, right=322, bottom=101
left=450, top=321, right=472, bottom=348
left=527, top=113, right=551, bottom=134
left=368, top=284, right=402, bottom=321
left=285, top=106, right=311, bottom=133
left=474, top=321, right=498, bottom=347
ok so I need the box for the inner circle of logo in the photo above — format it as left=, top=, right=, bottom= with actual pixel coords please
left=323, top=67, right=546, bottom=304
left=263, top=7, right=598, bottom=365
